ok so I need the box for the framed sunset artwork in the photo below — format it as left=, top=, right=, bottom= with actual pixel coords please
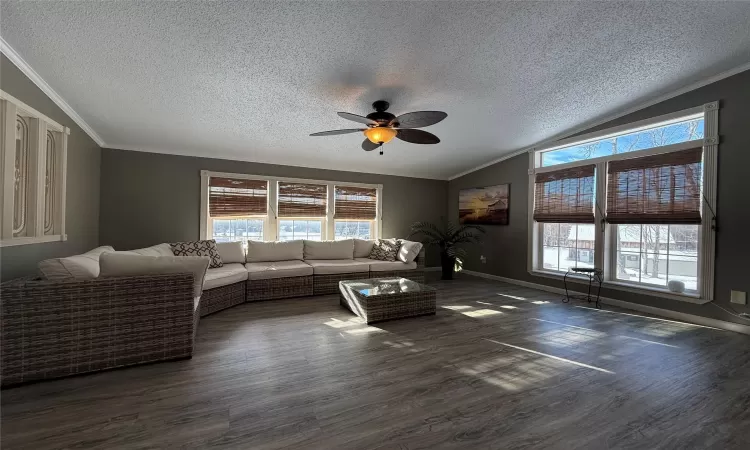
left=458, top=184, right=510, bottom=225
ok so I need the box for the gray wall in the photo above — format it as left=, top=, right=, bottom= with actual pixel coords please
left=449, top=69, right=750, bottom=324
left=99, top=149, right=448, bottom=266
left=0, top=54, right=101, bottom=280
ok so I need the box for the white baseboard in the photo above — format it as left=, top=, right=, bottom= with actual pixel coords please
left=460, top=269, right=750, bottom=335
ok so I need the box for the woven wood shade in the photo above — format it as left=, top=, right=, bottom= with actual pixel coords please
left=334, top=186, right=377, bottom=220
left=278, top=182, right=327, bottom=217
left=533, top=165, right=595, bottom=223
left=209, top=177, right=267, bottom=217
left=606, top=147, right=702, bottom=224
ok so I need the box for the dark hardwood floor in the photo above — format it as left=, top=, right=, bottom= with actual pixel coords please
left=2, top=274, right=749, bottom=449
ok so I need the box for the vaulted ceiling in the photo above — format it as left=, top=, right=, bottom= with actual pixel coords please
left=2, top=1, right=749, bottom=179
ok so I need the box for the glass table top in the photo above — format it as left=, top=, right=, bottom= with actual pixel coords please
left=341, top=278, right=435, bottom=297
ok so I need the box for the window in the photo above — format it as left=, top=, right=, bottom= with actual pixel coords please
left=279, top=219, right=322, bottom=241
left=541, top=223, right=595, bottom=271
left=206, top=177, right=268, bottom=243
left=1, top=91, right=68, bottom=247
left=541, top=115, right=704, bottom=167
left=212, top=218, right=264, bottom=242
left=200, top=171, right=381, bottom=242
left=333, top=186, right=377, bottom=240
left=277, top=182, right=327, bottom=241
left=614, top=224, right=698, bottom=291
left=529, top=102, right=718, bottom=301
left=335, top=220, right=373, bottom=240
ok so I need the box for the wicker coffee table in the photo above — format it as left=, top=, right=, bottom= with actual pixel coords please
left=338, top=278, right=437, bottom=324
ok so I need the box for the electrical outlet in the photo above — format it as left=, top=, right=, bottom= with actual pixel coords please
left=730, top=290, right=747, bottom=305
left=480, top=255, right=487, bottom=264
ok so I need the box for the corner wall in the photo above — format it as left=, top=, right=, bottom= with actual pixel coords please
left=0, top=54, right=101, bottom=280
left=99, top=148, right=448, bottom=267
left=448, top=69, right=750, bottom=325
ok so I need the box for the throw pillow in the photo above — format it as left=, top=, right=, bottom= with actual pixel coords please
left=368, top=239, right=400, bottom=262
left=398, top=240, right=423, bottom=263
left=170, top=240, right=223, bottom=268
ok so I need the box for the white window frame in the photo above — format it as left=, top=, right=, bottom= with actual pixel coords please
left=527, top=102, right=718, bottom=304
left=200, top=170, right=382, bottom=242
left=1, top=90, right=68, bottom=247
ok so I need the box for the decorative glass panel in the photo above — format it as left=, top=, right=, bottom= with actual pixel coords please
left=13, top=116, right=29, bottom=237
left=44, top=131, right=56, bottom=234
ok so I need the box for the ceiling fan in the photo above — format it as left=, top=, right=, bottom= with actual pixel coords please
left=310, top=100, right=447, bottom=155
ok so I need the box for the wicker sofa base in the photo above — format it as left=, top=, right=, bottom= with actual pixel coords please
left=200, top=281, right=246, bottom=317
left=247, top=275, right=314, bottom=301
left=1, top=274, right=196, bottom=387
left=313, top=272, right=371, bottom=295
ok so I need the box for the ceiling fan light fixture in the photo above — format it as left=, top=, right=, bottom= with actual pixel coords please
left=363, top=126, right=397, bottom=144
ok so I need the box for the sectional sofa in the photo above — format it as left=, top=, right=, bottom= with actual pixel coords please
left=0, top=238, right=424, bottom=386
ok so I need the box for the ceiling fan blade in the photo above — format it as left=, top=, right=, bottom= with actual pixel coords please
left=338, top=112, right=378, bottom=125
left=394, top=111, right=447, bottom=128
left=310, top=128, right=365, bottom=136
left=396, top=129, right=440, bottom=144
left=362, top=139, right=380, bottom=151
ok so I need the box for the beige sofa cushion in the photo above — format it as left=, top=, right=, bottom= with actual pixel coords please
left=246, top=260, right=313, bottom=280
left=99, top=253, right=210, bottom=298
left=304, top=239, right=354, bottom=260
left=38, top=246, right=115, bottom=280
left=247, top=240, right=303, bottom=262
left=397, top=240, right=423, bottom=263
left=353, top=239, right=376, bottom=258
left=215, top=241, right=245, bottom=264
left=130, top=243, right=175, bottom=257
left=305, top=259, right=370, bottom=275
left=204, top=263, right=248, bottom=290
left=356, top=258, right=417, bottom=272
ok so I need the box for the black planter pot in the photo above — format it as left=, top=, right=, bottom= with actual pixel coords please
left=441, top=253, right=455, bottom=280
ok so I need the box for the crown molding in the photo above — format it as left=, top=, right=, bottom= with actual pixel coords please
left=448, top=61, right=750, bottom=181
left=0, top=37, right=106, bottom=147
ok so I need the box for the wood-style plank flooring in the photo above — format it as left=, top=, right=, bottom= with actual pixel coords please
left=2, top=275, right=749, bottom=449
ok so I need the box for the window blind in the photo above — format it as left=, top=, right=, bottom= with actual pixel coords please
left=606, top=147, right=702, bottom=224
left=334, top=186, right=377, bottom=220
left=277, top=182, right=327, bottom=217
left=209, top=177, right=268, bottom=217
left=533, top=165, right=595, bottom=223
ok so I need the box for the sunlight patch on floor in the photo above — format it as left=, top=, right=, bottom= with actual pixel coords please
left=483, top=339, right=614, bottom=374
left=574, top=306, right=716, bottom=329
left=441, top=305, right=473, bottom=311
left=346, top=326, right=387, bottom=335
left=497, top=293, right=527, bottom=301
left=457, top=351, right=578, bottom=391
left=618, top=335, right=679, bottom=348
left=463, top=309, right=503, bottom=318
left=532, top=318, right=603, bottom=333
left=532, top=301, right=550, bottom=305
left=499, top=305, right=518, bottom=310
left=324, top=317, right=365, bottom=329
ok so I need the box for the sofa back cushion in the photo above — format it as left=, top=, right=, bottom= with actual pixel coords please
left=99, top=253, right=209, bottom=298
left=304, top=239, right=354, bottom=260
left=246, top=240, right=303, bottom=262
left=215, top=241, right=245, bottom=264
left=170, top=240, right=223, bottom=268
left=38, top=246, right=115, bottom=280
left=398, top=239, right=423, bottom=263
left=130, top=243, right=175, bottom=257
left=353, top=239, right=376, bottom=258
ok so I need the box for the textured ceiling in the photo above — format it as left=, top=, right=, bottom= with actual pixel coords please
left=2, top=1, right=750, bottom=180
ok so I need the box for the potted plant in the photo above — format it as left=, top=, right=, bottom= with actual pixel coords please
left=409, top=221, right=485, bottom=280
